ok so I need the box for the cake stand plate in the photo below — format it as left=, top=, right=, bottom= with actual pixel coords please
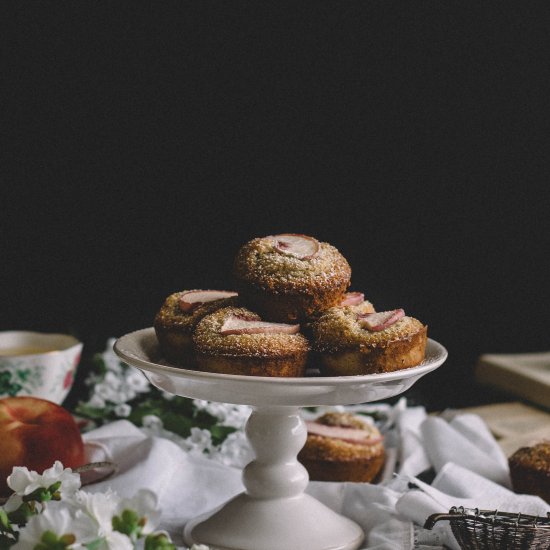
left=115, top=329, right=447, bottom=550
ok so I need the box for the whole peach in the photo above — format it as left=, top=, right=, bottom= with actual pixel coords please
left=0, top=396, right=85, bottom=496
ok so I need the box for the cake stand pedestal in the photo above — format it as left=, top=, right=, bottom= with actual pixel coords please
left=115, top=329, right=447, bottom=550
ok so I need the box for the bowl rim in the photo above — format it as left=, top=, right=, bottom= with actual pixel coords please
left=0, top=331, right=82, bottom=358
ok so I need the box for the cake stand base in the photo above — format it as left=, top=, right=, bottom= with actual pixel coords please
left=184, top=406, right=365, bottom=550
left=183, top=492, right=364, bottom=550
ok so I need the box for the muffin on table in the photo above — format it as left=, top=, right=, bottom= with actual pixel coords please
left=508, top=441, right=550, bottom=503
left=233, top=233, right=352, bottom=323
left=154, top=289, right=238, bottom=365
left=298, top=411, right=384, bottom=482
left=311, top=307, right=427, bottom=375
left=193, top=306, right=310, bottom=377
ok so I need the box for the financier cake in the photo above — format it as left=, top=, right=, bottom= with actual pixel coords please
left=233, top=233, right=352, bottom=323
left=193, top=306, right=310, bottom=377
left=154, top=289, right=238, bottom=364
left=298, top=411, right=385, bottom=482
left=508, top=441, right=550, bottom=503
left=311, top=307, right=427, bottom=375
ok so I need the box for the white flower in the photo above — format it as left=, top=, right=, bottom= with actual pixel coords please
left=190, top=545, right=212, bottom=550
left=114, top=403, right=132, bottom=417
left=70, top=490, right=121, bottom=536
left=192, top=400, right=250, bottom=429
left=103, top=339, right=124, bottom=374
left=7, top=461, right=81, bottom=499
left=142, top=414, right=163, bottom=430
left=210, top=430, right=253, bottom=468
left=92, top=530, right=134, bottom=550
left=117, top=489, right=161, bottom=535
left=181, top=428, right=213, bottom=455
left=69, top=493, right=134, bottom=550
left=95, top=382, right=121, bottom=403
left=12, top=506, right=96, bottom=549
left=125, top=370, right=150, bottom=393
left=220, top=404, right=251, bottom=429
left=88, top=394, right=106, bottom=408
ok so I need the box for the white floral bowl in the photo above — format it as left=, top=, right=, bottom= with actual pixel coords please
left=0, top=331, right=83, bottom=404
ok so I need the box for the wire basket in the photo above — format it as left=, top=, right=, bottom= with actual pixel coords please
left=424, top=507, right=550, bottom=550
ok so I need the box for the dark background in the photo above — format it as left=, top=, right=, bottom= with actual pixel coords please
left=2, top=3, right=549, bottom=411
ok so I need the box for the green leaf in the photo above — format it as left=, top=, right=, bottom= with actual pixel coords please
left=112, top=509, right=141, bottom=539
left=91, top=354, right=108, bottom=375
left=158, top=412, right=194, bottom=438
left=23, top=487, right=53, bottom=503
left=0, top=532, right=18, bottom=550
left=74, top=403, right=114, bottom=421
left=193, top=409, right=219, bottom=428
left=0, top=510, right=12, bottom=533
left=144, top=533, right=176, bottom=550
left=84, top=538, right=105, bottom=550
left=7, top=501, right=36, bottom=527
left=209, top=425, right=237, bottom=446
left=128, top=401, right=163, bottom=424
left=34, top=529, right=75, bottom=549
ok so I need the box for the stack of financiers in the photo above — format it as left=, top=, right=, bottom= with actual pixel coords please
left=153, top=232, right=428, bottom=378
left=153, top=233, right=429, bottom=483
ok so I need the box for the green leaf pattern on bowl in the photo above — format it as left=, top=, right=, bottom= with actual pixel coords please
left=0, top=360, right=45, bottom=397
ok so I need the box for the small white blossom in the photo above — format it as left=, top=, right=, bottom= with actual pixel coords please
left=12, top=506, right=96, bottom=549
left=210, top=430, right=253, bottom=468
left=114, top=403, right=132, bottom=417
left=87, top=394, right=106, bottom=409
left=142, top=414, right=163, bottom=430
left=103, top=339, right=125, bottom=374
left=190, top=545, right=212, bottom=550
left=93, top=530, right=134, bottom=550
left=125, top=370, right=150, bottom=393
left=95, top=382, right=123, bottom=403
left=180, top=428, right=213, bottom=455
left=117, top=489, right=161, bottom=534
left=7, top=461, right=81, bottom=499
left=192, top=400, right=251, bottom=429
left=70, top=489, right=121, bottom=536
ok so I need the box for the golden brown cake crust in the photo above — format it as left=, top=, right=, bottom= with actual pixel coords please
left=311, top=307, right=427, bottom=375
left=193, top=306, right=309, bottom=377
left=233, top=237, right=352, bottom=295
left=194, top=306, right=310, bottom=358
left=298, top=412, right=385, bottom=482
left=233, top=235, right=351, bottom=322
left=153, top=291, right=238, bottom=364
left=509, top=442, right=550, bottom=503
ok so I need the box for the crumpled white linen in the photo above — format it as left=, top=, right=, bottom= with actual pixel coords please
left=83, top=421, right=244, bottom=546
left=82, top=407, right=550, bottom=550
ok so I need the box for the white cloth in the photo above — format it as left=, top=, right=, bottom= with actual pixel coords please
left=82, top=410, right=550, bottom=550
left=396, top=405, right=430, bottom=477
left=83, top=421, right=244, bottom=545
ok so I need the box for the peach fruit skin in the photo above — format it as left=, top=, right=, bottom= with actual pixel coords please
left=0, top=396, right=85, bottom=497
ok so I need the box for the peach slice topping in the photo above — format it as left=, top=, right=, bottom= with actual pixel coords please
left=220, top=314, right=300, bottom=335
left=305, top=421, right=383, bottom=445
left=339, top=292, right=365, bottom=307
left=178, top=290, right=238, bottom=312
left=357, top=309, right=405, bottom=331
left=269, top=233, right=320, bottom=259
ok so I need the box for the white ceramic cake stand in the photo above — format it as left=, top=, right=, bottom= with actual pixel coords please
left=114, top=328, right=447, bottom=550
